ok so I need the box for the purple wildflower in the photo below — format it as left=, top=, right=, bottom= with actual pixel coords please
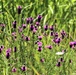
left=12, top=32, right=16, bottom=36
left=26, top=18, right=30, bottom=24
left=56, top=38, right=61, bottom=44
left=22, top=24, right=26, bottom=29
left=33, top=29, right=37, bottom=34
left=30, top=25, right=34, bottom=31
left=69, top=59, right=72, bottom=63
left=6, top=53, right=10, bottom=59
left=37, top=41, right=42, bottom=47
left=60, top=58, right=64, bottom=62
left=6, top=48, right=11, bottom=59
left=18, top=27, right=23, bottom=32
left=29, top=17, right=34, bottom=24
left=45, top=45, right=52, bottom=49
left=0, top=45, right=4, bottom=50
left=50, top=31, right=54, bottom=36
left=0, top=48, right=2, bottom=53
left=21, top=65, right=27, bottom=71
left=40, top=58, right=44, bottom=62
left=38, top=36, right=42, bottom=40
left=61, top=30, right=66, bottom=39
left=12, top=21, right=16, bottom=28
left=54, top=32, right=58, bottom=38
left=36, top=22, right=40, bottom=26
left=44, top=25, right=48, bottom=31
left=6, top=48, right=11, bottom=53
left=56, top=62, right=61, bottom=67
left=17, top=6, right=22, bottom=14
left=0, top=24, right=5, bottom=27
left=37, top=15, right=42, bottom=22
left=38, top=46, right=42, bottom=52
left=0, top=45, right=4, bottom=53
left=58, top=58, right=64, bottom=62
left=69, top=42, right=74, bottom=48
left=12, top=67, right=17, bottom=72
left=74, top=41, right=76, bottom=46
left=14, top=47, right=17, bottom=52
left=49, top=25, right=54, bottom=31
left=34, top=26, right=37, bottom=29
left=24, top=36, right=30, bottom=41
left=21, top=34, right=25, bottom=38
left=53, top=38, right=61, bottom=44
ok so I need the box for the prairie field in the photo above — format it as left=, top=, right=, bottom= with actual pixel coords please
left=0, top=0, right=76, bottom=75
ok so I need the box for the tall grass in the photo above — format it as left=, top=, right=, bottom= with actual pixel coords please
left=0, top=0, right=76, bottom=75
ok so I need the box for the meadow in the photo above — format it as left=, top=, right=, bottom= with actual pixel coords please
left=0, top=0, right=76, bottom=75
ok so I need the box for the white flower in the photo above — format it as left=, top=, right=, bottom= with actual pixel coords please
left=56, top=52, right=64, bottom=55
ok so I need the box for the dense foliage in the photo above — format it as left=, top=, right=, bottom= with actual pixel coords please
left=0, top=0, right=76, bottom=75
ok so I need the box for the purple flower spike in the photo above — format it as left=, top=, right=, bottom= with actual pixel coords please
left=21, top=65, right=27, bottom=71
left=56, top=62, right=61, bottom=67
left=58, top=58, right=64, bottom=62
left=69, top=42, right=74, bottom=48
left=38, top=36, right=42, bottom=40
left=25, top=36, right=30, bottom=41
left=60, top=58, right=64, bottom=62
left=61, top=30, right=66, bottom=35
left=54, top=32, right=58, bottom=38
left=34, top=26, right=38, bottom=30
left=0, top=45, right=4, bottom=53
left=17, top=6, right=22, bottom=14
left=14, top=47, right=17, bottom=52
left=13, top=21, right=16, bottom=28
left=12, top=67, right=17, bottom=72
left=40, top=58, right=44, bottom=62
left=69, top=59, right=72, bottom=63
left=26, top=18, right=30, bottom=24
left=12, top=32, right=16, bottom=36
left=6, top=52, right=10, bottom=59
left=22, top=24, right=26, bottom=29
left=0, top=45, right=4, bottom=50
left=0, top=48, right=2, bottom=53
left=37, top=15, right=42, bottom=22
left=45, top=45, right=52, bottom=49
left=6, top=48, right=11, bottom=59
left=53, top=38, right=61, bottom=44
left=21, top=34, right=24, bottom=38
left=29, top=17, right=34, bottom=24
left=44, top=25, right=48, bottom=31
left=50, top=32, right=54, bottom=36
left=33, top=29, right=37, bottom=34
left=61, top=30, right=66, bottom=39
left=6, top=48, right=11, bottom=53
left=49, top=25, right=54, bottom=31
left=38, top=47, right=42, bottom=52
left=37, top=41, right=42, bottom=47
left=30, top=25, right=34, bottom=31
left=74, top=41, right=76, bottom=46
left=0, top=24, right=5, bottom=27
left=69, top=41, right=76, bottom=48
left=36, top=22, right=40, bottom=26
left=18, top=27, right=23, bottom=32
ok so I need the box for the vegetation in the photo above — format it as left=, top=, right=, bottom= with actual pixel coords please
left=0, top=0, right=76, bottom=75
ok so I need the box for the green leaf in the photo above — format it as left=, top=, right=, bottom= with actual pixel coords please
left=48, top=5, right=54, bottom=15
left=43, top=14, right=47, bottom=25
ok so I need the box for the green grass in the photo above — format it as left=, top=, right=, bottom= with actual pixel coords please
left=0, top=0, right=76, bottom=75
